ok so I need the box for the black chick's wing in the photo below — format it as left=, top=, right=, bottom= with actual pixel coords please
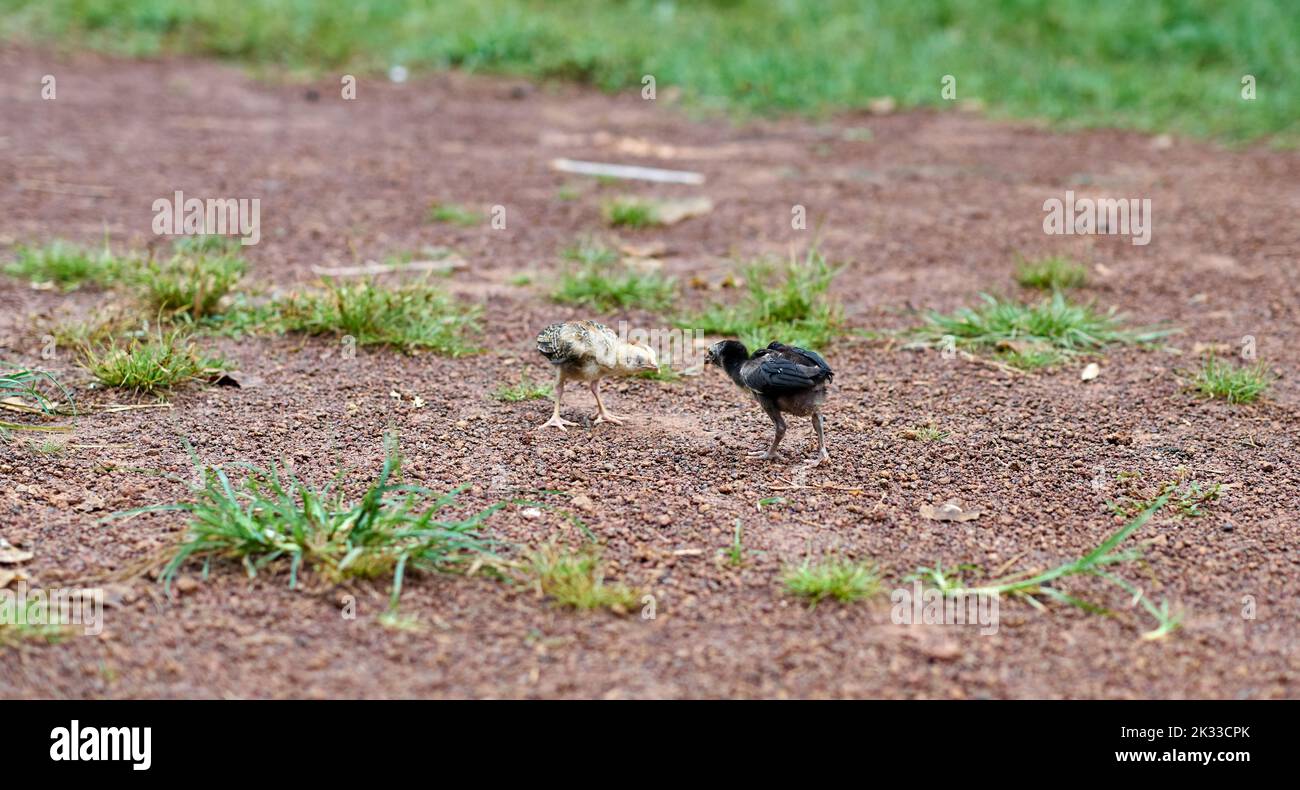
left=739, top=355, right=826, bottom=396
left=764, top=341, right=833, bottom=380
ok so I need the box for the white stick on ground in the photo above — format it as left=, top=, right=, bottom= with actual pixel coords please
left=310, top=258, right=466, bottom=277
left=550, top=158, right=705, bottom=184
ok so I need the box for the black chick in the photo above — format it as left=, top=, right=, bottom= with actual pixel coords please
left=704, top=340, right=834, bottom=464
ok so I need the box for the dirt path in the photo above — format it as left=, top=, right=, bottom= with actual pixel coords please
left=1, top=45, right=1297, bottom=698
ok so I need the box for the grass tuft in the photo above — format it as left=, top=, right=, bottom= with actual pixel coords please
left=602, top=197, right=659, bottom=228
left=0, top=363, right=73, bottom=415
left=1107, top=471, right=1222, bottom=519
left=552, top=239, right=676, bottom=311
left=723, top=519, right=746, bottom=567
left=427, top=202, right=482, bottom=226
left=526, top=544, right=642, bottom=614
left=137, top=251, right=246, bottom=319
left=273, top=278, right=480, bottom=355
left=116, top=438, right=503, bottom=609
left=493, top=370, right=553, bottom=402
left=1015, top=255, right=1088, bottom=290
left=79, top=327, right=217, bottom=394
left=0, top=597, right=72, bottom=646
left=173, top=235, right=242, bottom=255
left=1184, top=354, right=1270, bottom=404
left=901, top=424, right=948, bottom=442
left=0, top=363, right=75, bottom=437
left=3, top=240, right=133, bottom=290
left=27, top=438, right=68, bottom=455
left=690, top=248, right=844, bottom=350
left=948, top=496, right=1182, bottom=639
left=912, top=291, right=1168, bottom=368
left=782, top=557, right=880, bottom=606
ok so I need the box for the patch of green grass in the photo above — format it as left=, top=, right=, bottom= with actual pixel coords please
left=552, top=240, right=676, bottom=312
left=0, top=597, right=72, bottom=646
left=901, top=424, right=948, bottom=442
left=5, top=1, right=1293, bottom=141
left=904, top=562, right=982, bottom=595
left=911, top=291, right=1169, bottom=367
left=427, top=202, right=481, bottom=226
left=1107, top=472, right=1222, bottom=519
left=724, top=519, right=746, bottom=567
left=954, top=495, right=1182, bottom=639
left=632, top=363, right=681, bottom=382
left=689, top=248, right=844, bottom=351
left=1184, top=354, right=1271, bottom=404
left=526, top=544, right=641, bottom=614
left=1015, top=255, right=1088, bottom=290
left=272, top=278, right=481, bottom=355
left=996, top=346, right=1066, bottom=370
left=27, top=438, right=67, bottom=455
left=79, top=327, right=217, bottom=394
left=3, top=240, right=133, bottom=290
left=0, top=363, right=73, bottom=414
left=782, top=557, right=880, bottom=606
left=602, top=197, right=659, bottom=228
left=0, top=363, right=75, bottom=436
left=114, top=437, right=503, bottom=609
left=377, top=610, right=424, bottom=632
left=137, top=251, right=246, bottom=319
left=493, top=370, right=553, bottom=402
left=172, top=234, right=241, bottom=255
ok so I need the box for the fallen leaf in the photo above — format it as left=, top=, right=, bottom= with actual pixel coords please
left=654, top=196, right=713, bottom=225
left=919, top=500, right=982, bottom=522
left=617, top=240, right=668, bottom=258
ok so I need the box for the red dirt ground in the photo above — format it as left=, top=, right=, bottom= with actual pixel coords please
left=1, top=45, right=1297, bottom=698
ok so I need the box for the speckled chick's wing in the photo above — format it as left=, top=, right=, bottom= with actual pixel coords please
left=536, top=320, right=620, bottom=368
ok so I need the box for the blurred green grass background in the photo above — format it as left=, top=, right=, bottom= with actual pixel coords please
left=2, top=0, right=1295, bottom=141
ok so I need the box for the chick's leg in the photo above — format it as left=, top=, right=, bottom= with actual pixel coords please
left=539, top=372, right=578, bottom=431
left=805, top=411, right=830, bottom=466
left=747, top=402, right=785, bottom=459
left=591, top=379, right=623, bottom=425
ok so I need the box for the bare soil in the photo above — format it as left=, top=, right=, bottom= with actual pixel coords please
left=1, top=44, right=1297, bottom=699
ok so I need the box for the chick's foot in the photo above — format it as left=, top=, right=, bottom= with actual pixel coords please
left=539, top=415, right=580, bottom=431
left=803, top=450, right=830, bottom=467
